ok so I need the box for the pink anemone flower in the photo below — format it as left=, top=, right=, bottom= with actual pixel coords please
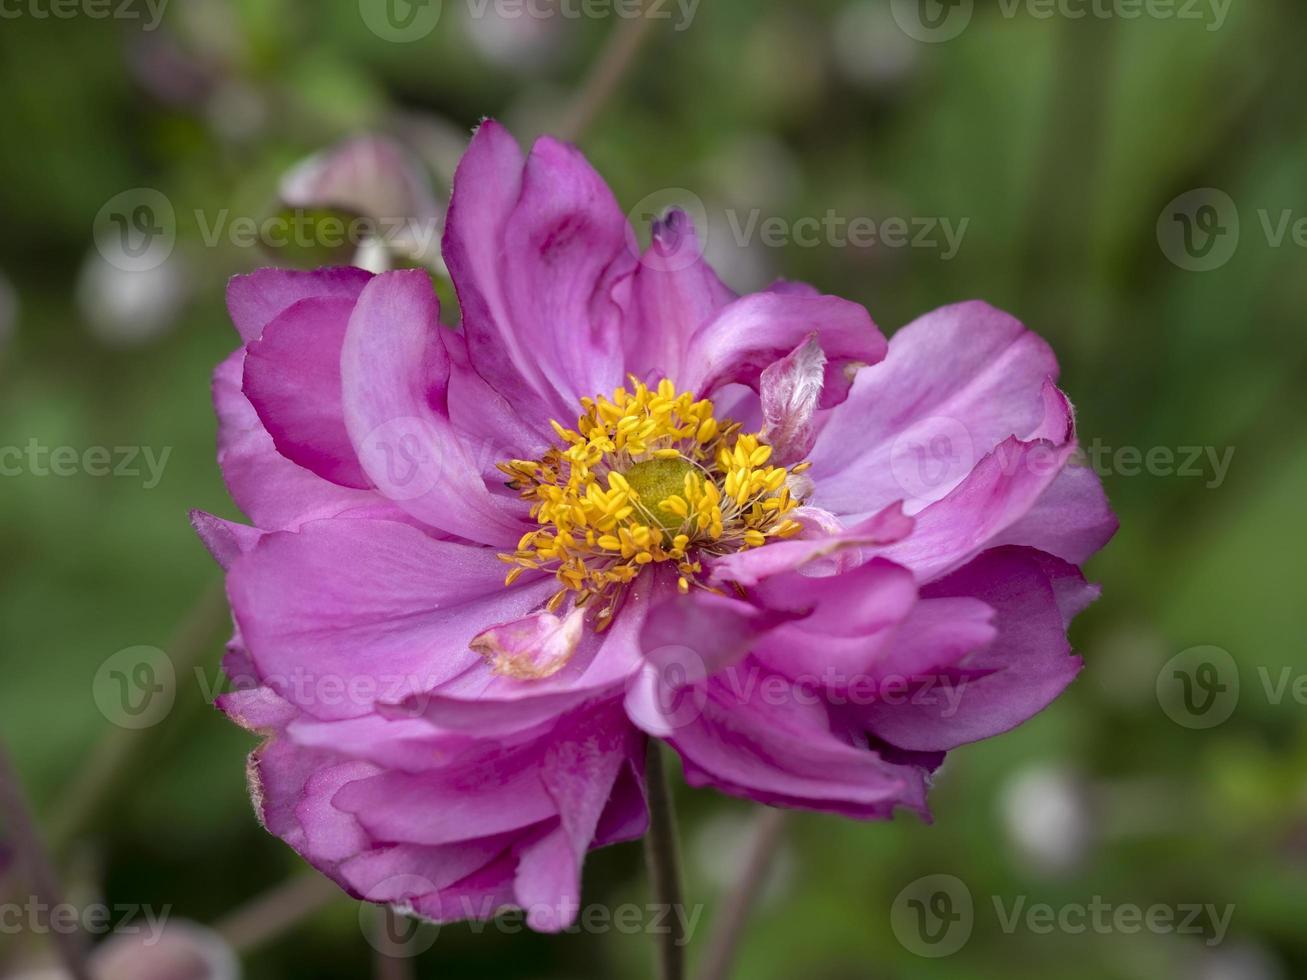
left=193, top=120, right=1116, bottom=931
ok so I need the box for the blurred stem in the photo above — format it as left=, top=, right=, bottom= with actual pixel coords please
left=372, top=908, right=417, bottom=980
left=644, top=742, right=687, bottom=980
left=0, top=739, right=94, bottom=980
left=557, top=0, right=660, bottom=143
left=46, top=578, right=229, bottom=851
left=694, top=807, right=789, bottom=980
left=215, top=872, right=342, bottom=954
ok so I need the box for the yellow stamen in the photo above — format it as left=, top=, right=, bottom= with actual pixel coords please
left=497, top=379, right=807, bottom=623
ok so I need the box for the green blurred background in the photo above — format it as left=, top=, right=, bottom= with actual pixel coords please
left=2, top=0, right=1305, bottom=977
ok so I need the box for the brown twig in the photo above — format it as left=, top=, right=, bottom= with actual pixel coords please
left=556, top=0, right=662, bottom=143
left=693, top=808, right=789, bottom=980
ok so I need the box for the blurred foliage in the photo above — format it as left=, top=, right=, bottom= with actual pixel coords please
left=1, top=0, right=1305, bottom=978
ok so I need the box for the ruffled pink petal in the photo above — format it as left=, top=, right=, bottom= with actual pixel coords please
left=665, top=662, right=929, bottom=820
left=213, top=348, right=399, bottom=531
left=707, top=501, right=913, bottom=587
left=227, top=517, right=555, bottom=720
left=625, top=209, right=736, bottom=382
left=498, top=136, right=636, bottom=405
left=876, top=385, right=1078, bottom=582
left=340, top=269, right=529, bottom=546
left=626, top=590, right=805, bottom=739
left=760, top=334, right=826, bottom=465
left=331, top=740, right=559, bottom=847
left=808, top=300, right=1061, bottom=517
left=243, top=296, right=370, bottom=488
left=677, top=290, right=886, bottom=405
left=226, top=266, right=372, bottom=344
left=988, top=457, right=1119, bottom=564
left=514, top=703, right=638, bottom=931
left=444, top=121, right=634, bottom=419
left=401, top=571, right=661, bottom=738
left=340, top=837, right=520, bottom=907
left=857, top=547, right=1089, bottom=752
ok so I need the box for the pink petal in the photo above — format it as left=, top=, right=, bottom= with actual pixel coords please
left=808, top=300, right=1060, bottom=517
left=678, top=290, right=886, bottom=404
left=625, top=208, right=736, bottom=382
left=876, top=386, right=1078, bottom=582
left=989, top=457, right=1119, bottom=564
left=340, top=268, right=529, bottom=546
left=243, top=296, right=370, bottom=488
left=707, top=501, right=914, bottom=587
left=226, top=266, right=372, bottom=344
left=858, top=547, right=1089, bottom=751
left=444, top=121, right=633, bottom=420
left=227, top=517, right=555, bottom=720
left=213, top=348, right=392, bottom=530
left=666, top=662, right=929, bottom=820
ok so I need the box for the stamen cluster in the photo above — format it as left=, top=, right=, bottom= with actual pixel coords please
left=497, top=379, right=807, bottom=630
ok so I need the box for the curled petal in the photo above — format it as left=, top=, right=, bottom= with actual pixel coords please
left=760, top=333, right=827, bottom=465
left=471, top=608, right=586, bottom=680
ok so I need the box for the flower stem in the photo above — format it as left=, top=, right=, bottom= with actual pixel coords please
left=215, top=871, right=342, bottom=954
left=0, top=739, right=94, bottom=980
left=557, top=0, right=661, bottom=143
left=694, top=807, right=789, bottom=980
left=643, top=741, right=687, bottom=980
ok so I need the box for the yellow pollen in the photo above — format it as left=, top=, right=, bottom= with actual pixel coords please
left=497, top=377, right=806, bottom=629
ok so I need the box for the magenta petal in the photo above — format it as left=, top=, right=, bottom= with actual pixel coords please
left=760, top=334, right=826, bottom=465
left=678, top=290, right=886, bottom=404
left=190, top=509, right=261, bottom=569
left=213, top=349, right=388, bottom=530
left=444, top=121, right=635, bottom=418
left=227, top=517, right=555, bottom=720
left=515, top=704, right=636, bottom=931
left=859, top=547, right=1089, bottom=752
left=340, top=269, right=529, bottom=546
left=626, top=209, right=736, bottom=382
left=990, top=458, right=1119, bottom=564
left=707, top=501, right=913, bottom=587
left=666, top=663, right=928, bottom=820
left=877, top=401, right=1078, bottom=583
left=226, top=266, right=372, bottom=344
left=404, top=573, right=658, bottom=738
left=243, top=296, right=370, bottom=489
left=498, top=135, right=636, bottom=405
left=444, top=122, right=560, bottom=423
left=809, top=300, right=1061, bottom=517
